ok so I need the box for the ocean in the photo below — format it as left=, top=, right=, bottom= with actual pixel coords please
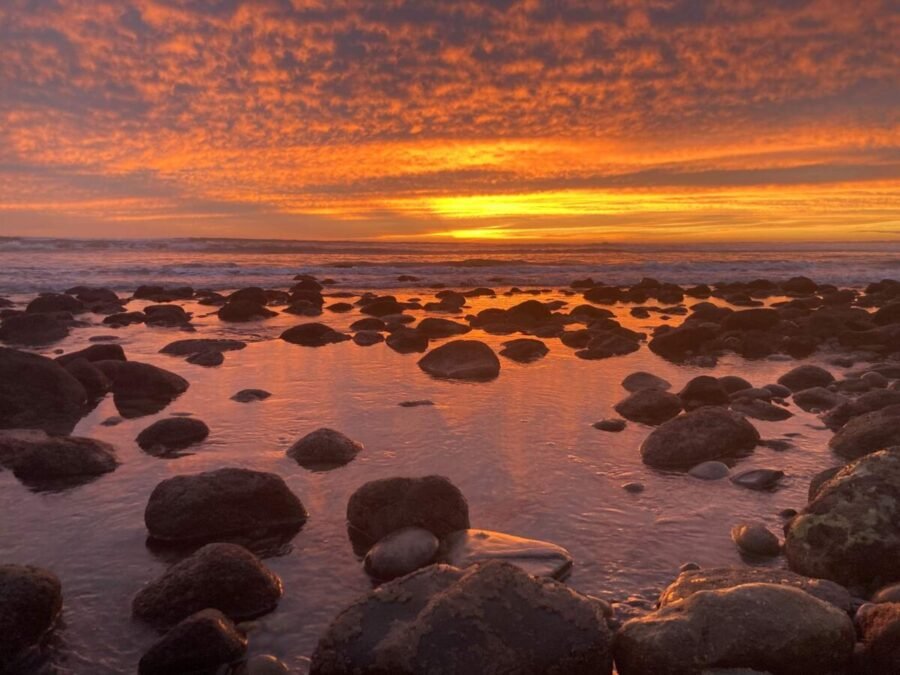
left=1, top=237, right=898, bottom=295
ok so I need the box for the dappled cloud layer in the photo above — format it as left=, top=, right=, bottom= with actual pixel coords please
left=1, top=0, right=898, bottom=240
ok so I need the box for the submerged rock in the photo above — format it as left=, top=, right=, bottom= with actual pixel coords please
left=136, top=417, right=210, bottom=455
left=499, top=338, right=549, bottom=363
left=310, top=561, right=613, bottom=675
left=828, top=403, right=900, bottom=460
left=688, top=461, right=731, bottom=480
left=416, top=317, right=471, bottom=338
left=0, top=565, right=63, bottom=671
left=145, top=468, right=308, bottom=544
left=614, top=389, right=682, bottom=425
left=218, top=300, right=276, bottom=322
left=363, top=527, right=440, bottom=581
left=438, top=529, right=573, bottom=579
left=640, top=407, right=760, bottom=469
left=622, top=371, right=672, bottom=392
left=731, top=398, right=793, bottom=421
left=287, top=428, right=362, bottom=469
left=231, top=389, right=271, bottom=403
left=138, top=608, right=247, bottom=675
left=793, top=386, right=846, bottom=412
left=0, top=313, right=70, bottom=345
left=418, top=340, right=500, bottom=380
left=132, top=543, right=283, bottom=629
left=347, top=475, right=469, bottom=549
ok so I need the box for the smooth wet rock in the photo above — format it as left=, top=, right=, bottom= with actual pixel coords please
left=679, top=375, right=731, bottom=410
left=281, top=323, right=350, bottom=347
left=594, top=418, right=626, bottom=432
left=161, top=338, right=246, bottom=356
left=688, top=461, right=731, bottom=480
left=438, top=529, right=573, bottom=579
left=731, top=522, right=781, bottom=557
left=785, top=448, right=900, bottom=589
left=56, top=343, right=126, bottom=366
left=245, top=654, right=290, bottom=675
left=0, top=565, right=63, bottom=671
left=0, top=313, right=70, bottom=345
left=648, top=324, right=716, bottom=360
left=287, top=428, right=362, bottom=469
left=347, top=475, right=469, bottom=549
left=0, top=348, right=87, bottom=434
left=399, top=399, right=434, bottom=408
left=218, top=300, right=276, bottom=322
left=386, top=327, right=429, bottom=353
left=310, top=561, right=613, bottom=675
left=133, top=543, right=283, bottom=629
left=615, top=389, right=682, bottom=425
left=828, top=403, right=900, bottom=459
left=137, top=417, right=210, bottom=455
left=855, top=602, right=900, bottom=674
left=2, top=434, right=118, bottom=487
left=824, top=389, right=900, bottom=429
left=352, top=330, right=384, bottom=346
left=659, top=566, right=854, bottom=613
left=873, top=583, right=900, bottom=603
left=731, top=468, right=784, bottom=491
left=718, top=375, right=754, bottom=394
left=416, top=317, right=471, bottom=338
left=777, top=364, right=835, bottom=392
left=350, top=317, right=386, bottom=331
left=231, top=389, right=271, bottom=403
left=640, top=407, right=760, bottom=469
left=145, top=468, right=308, bottom=544
left=418, top=340, right=500, bottom=380
left=94, top=360, right=189, bottom=418
left=793, top=386, right=846, bottom=412
left=499, top=338, right=549, bottom=362
left=62, top=358, right=112, bottom=400
left=622, top=371, right=672, bottom=393
left=731, top=397, right=793, bottom=421
left=363, top=527, right=440, bottom=581
left=615, top=583, right=854, bottom=675
left=138, top=608, right=247, bottom=675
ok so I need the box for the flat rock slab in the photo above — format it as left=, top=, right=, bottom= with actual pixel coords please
left=438, top=529, right=574, bottom=580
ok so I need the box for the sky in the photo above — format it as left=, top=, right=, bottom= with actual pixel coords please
left=1, top=0, right=898, bottom=242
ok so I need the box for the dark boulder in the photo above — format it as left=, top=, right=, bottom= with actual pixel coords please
left=63, top=358, right=112, bottom=400
left=415, top=317, right=471, bottom=338
left=137, top=417, right=210, bottom=456
left=731, top=398, right=793, bottom=421
left=3, top=434, right=118, bottom=487
left=144, top=305, right=191, bottom=327
left=138, top=609, right=247, bottom=675
left=678, top=375, right=731, bottom=410
left=499, top=338, right=549, bottom=362
left=281, top=323, right=350, bottom=347
left=231, top=389, right=271, bottom=403
left=721, top=308, right=780, bottom=331
left=363, top=527, right=440, bottom=581
left=0, top=313, right=69, bottom=345
left=56, top=343, right=126, bottom=366
left=352, top=330, right=384, bottom=346
left=855, top=602, right=900, bottom=674
left=160, top=339, right=246, bottom=356
left=648, top=324, right=716, bottom=360
left=828, top=404, right=900, bottom=459
left=94, top=360, right=189, bottom=418
left=0, top=565, right=63, bottom=671
left=287, top=428, right=363, bottom=469
left=418, top=340, right=500, bottom=380
left=218, top=300, right=276, bottom=322
left=640, top=407, right=760, bottom=469
left=614, top=389, right=682, bottom=425
left=228, top=287, right=268, bottom=305
left=622, top=371, right=672, bottom=392
left=777, top=364, right=835, bottom=392
left=26, top=293, right=85, bottom=315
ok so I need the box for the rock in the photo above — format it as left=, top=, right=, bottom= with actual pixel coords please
left=614, top=389, right=683, bottom=425
left=873, top=583, right=900, bottom=603
left=764, top=383, right=792, bottom=398
left=360, top=298, right=406, bottom=317
left=594, top=418, right=626, bottom=432
left=640, top=407, right=760, bottom=469
left=132, top=543, right=283, bottom=629
left=731, top=522, right=781, bottom=557
left=438, top=529, right=573, bottom=579
left=622, top=371, right=672, bottom=392
left=785, top=448, right=900, bottom=589
left=777, top=364, right=835, bottom=392
left=26, top=293, right=84, bottom=314
left=499, top=338, right=549, bottom=362
left=310, top=561, right=613, bottom=675
left=828, top=404, right=900, bottom=459
left=659, top=566, right=853, bottom=613
left=793, top=386, right=846, bottom=412
left=855, top=602, right=900, bottom=674
left=218, top=300, right=276, bottom=322
left=721, top=308, right=780, bottom=331
left=0, top=348, right=87, bottom=434
left=60, top=358, right=111, bottom=400
left=615, top=584, right=853, bottom=674
left=506, top=299, right=554, bottom=325
left=183, top=351, right=220, bottom=366
left=352, top=330, right=384, bottom=346
left=137, top=417, right=210, bottom=455
left=280, top=323, right=350, bottom=347
left=648, top=324, right=716, bottom=360
left=350, top=317, right=386, bottom=331
left=0, top=565, right=63, bottom=671
left=346, top=475, right=469, bottom=549
left=399, top=400, right=434, bottom=408
left=386, top=328, right=429, bottom=353
left=326, top=302, right=353, bottom=313
left=718, top=375, right=754, bottom=394
left=418, top=340, right=500, bottom=380
left=2, top=434, right=117, bottom=487
left=730, top=468, right=784, bottom=491
left=144, top=304, right=192, bottom=327
left=134, top=285, right=193, bottom=302
left=679, top=375, right=731, bottom=410
left=287, top=428, right=362, bottom=469
left=245, top=655, right=290, bottom=675
left=104, top=311, right=146, bottom=326
left=231, top=389, right=271, bottom=403
left=622, top=481, right=645, bottom=493
left=574, top=333, right=640, bottom=359
left=731, top=398, right=793, bottom=421
left=56, top=343, right=126, bottom=366
left=138, top=608, right=247, bottom=675
left=0, top=313, right=69, bottom=345
left=94, top=360, right=189, bottom=418
left=363, top=527, right=440, bottom=581
left=145, top=468, right=308, bottom=544
left=688, top=461, right=731, bottom=480
left=824, top=389, right=900, bottom=429
left=160, top=338, right=246, bottom=356
left=416, top=318, right=471, bottom=338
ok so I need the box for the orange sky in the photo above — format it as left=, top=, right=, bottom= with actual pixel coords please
left=1, top=0, right=898, bottom=241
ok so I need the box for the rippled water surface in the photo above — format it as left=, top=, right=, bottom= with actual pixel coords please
left=0, top=288, right=851, bottom=673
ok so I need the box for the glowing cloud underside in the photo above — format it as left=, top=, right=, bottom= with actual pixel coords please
left=0, top=0, right=898, bottom=240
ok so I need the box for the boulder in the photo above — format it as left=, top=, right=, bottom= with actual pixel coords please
left=418, top=340, right=500, bottom=380
left=731, top=522, right=780, bottom=557
left=854, top=602, right=900, bottom=673
left=792, top=387, right=846, bottom=412
left=575, top=333, right=640, bottom=360
left=26, top=293, right=84, bottom=314
left=622, top=371, right=672, bottom=393
left=3, top=434, right=118, bottom=487
left=137, top=417, right=210, bottom=455
left=438, top=529, right=573, bottom=579
left=0, top=348, right=87, bottom=434
left=499, top=338, right=549, bottom=363
left=287, top=428, right=363, bottom=469
left=730, top=469, right=784, bottom=491
left=679, top=375, right=731, bottom=410
left=56, top=343, right=126, bottom=366
left=785, top=448, right=900, bottom=588
left=386, top=328, right=429, bottom=353
left=730, top=398, right=793, bottom=421
left=0, top=565, right=63, bottom=671
left=94, top=360, right=189, bottom=418
left=160, top=339, right=246, bottom=356
left=640, top=407, right=760, bottom=469
left=350, top=317, right=386, bottom=331
left=186, top=351, right=224, bottom=367
left=132, top=543, right=282, bottom=629
left=353, top=330, right=384, bottom=346
left=62, top=358, right=112, bottom=400
left=777, top=365, right=835, bottom=392
left=688, top=461, right=731, bottom=480
left=360, top=298, right=406, bottom=316
left=310, top=562, right=613, bottom=675
left=614, top=389, right=683, bottom=425
left=228, top=287, right=268, bottom=305
left=347, top=475, right=469, bottom=549
left=828, top=404, right=900, bottom=459
left=363, top=527, right=440, bottom=581
left=138, top=609, right=247, bottom=675
left=648, top=324, right=716, bottom=360
left=280, top=323, right=350, bottom=347
left=415, top=318, right=471, bottom=338
left=0, top=313, right=69, bottom=345
left=217, top=300, right=276, bottom=322
left=145, top=468, right=308, bottom=544
left=144, top=305, right=191, bottom=327
left=824, top=389, right=900, bottom=429
left=594, top=418, right=626, bottom=432
left=231, top=389, right=271, bottom=403
left=615, top=584, right=853, bottom=674
left=718, top=375, right=754, bottom=394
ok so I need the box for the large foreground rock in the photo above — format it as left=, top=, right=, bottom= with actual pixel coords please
left=310, top=561, right=613, bottom=675
left=0, top=348, right=87, bottom=434
left=0, top=433, right=118, bottom=487
left=640, top=407, right=760, bottom=469
left=0, top=565, right=63, bottom=671
left=418, top=340, right=500, bottom=380
left=132, top=543, right=282, bottom=629
left=828, top=404, right=900, bottom=459
left=287, top=428, right=363, bottom=469
left=438, top=529, right=573, bottom=579
left=94, top=360, right=189, bottom=417
left=145, top=468, right=308, bottom=543
left=347, top=475, right=469, bottom=549
left=785, top=448, right=900, bottom=589
left=138, top=609, right=247, bottom=675
left=615, top=583, right=854, bottom=674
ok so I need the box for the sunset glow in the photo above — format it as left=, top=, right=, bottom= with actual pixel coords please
left=1, top=0, right=898, bottom=241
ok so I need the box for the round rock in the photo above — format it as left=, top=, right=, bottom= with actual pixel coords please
left=640, top=407, right=760, bottom=469
left=363, top=527, right=440, bottom=581
left=287, top=428, right=363, bottom=469
left=137, top=417, right=210, bottom=455
left=417, top=340, right=500, bottom=380
left=138, top=608, right=247, bottom=675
